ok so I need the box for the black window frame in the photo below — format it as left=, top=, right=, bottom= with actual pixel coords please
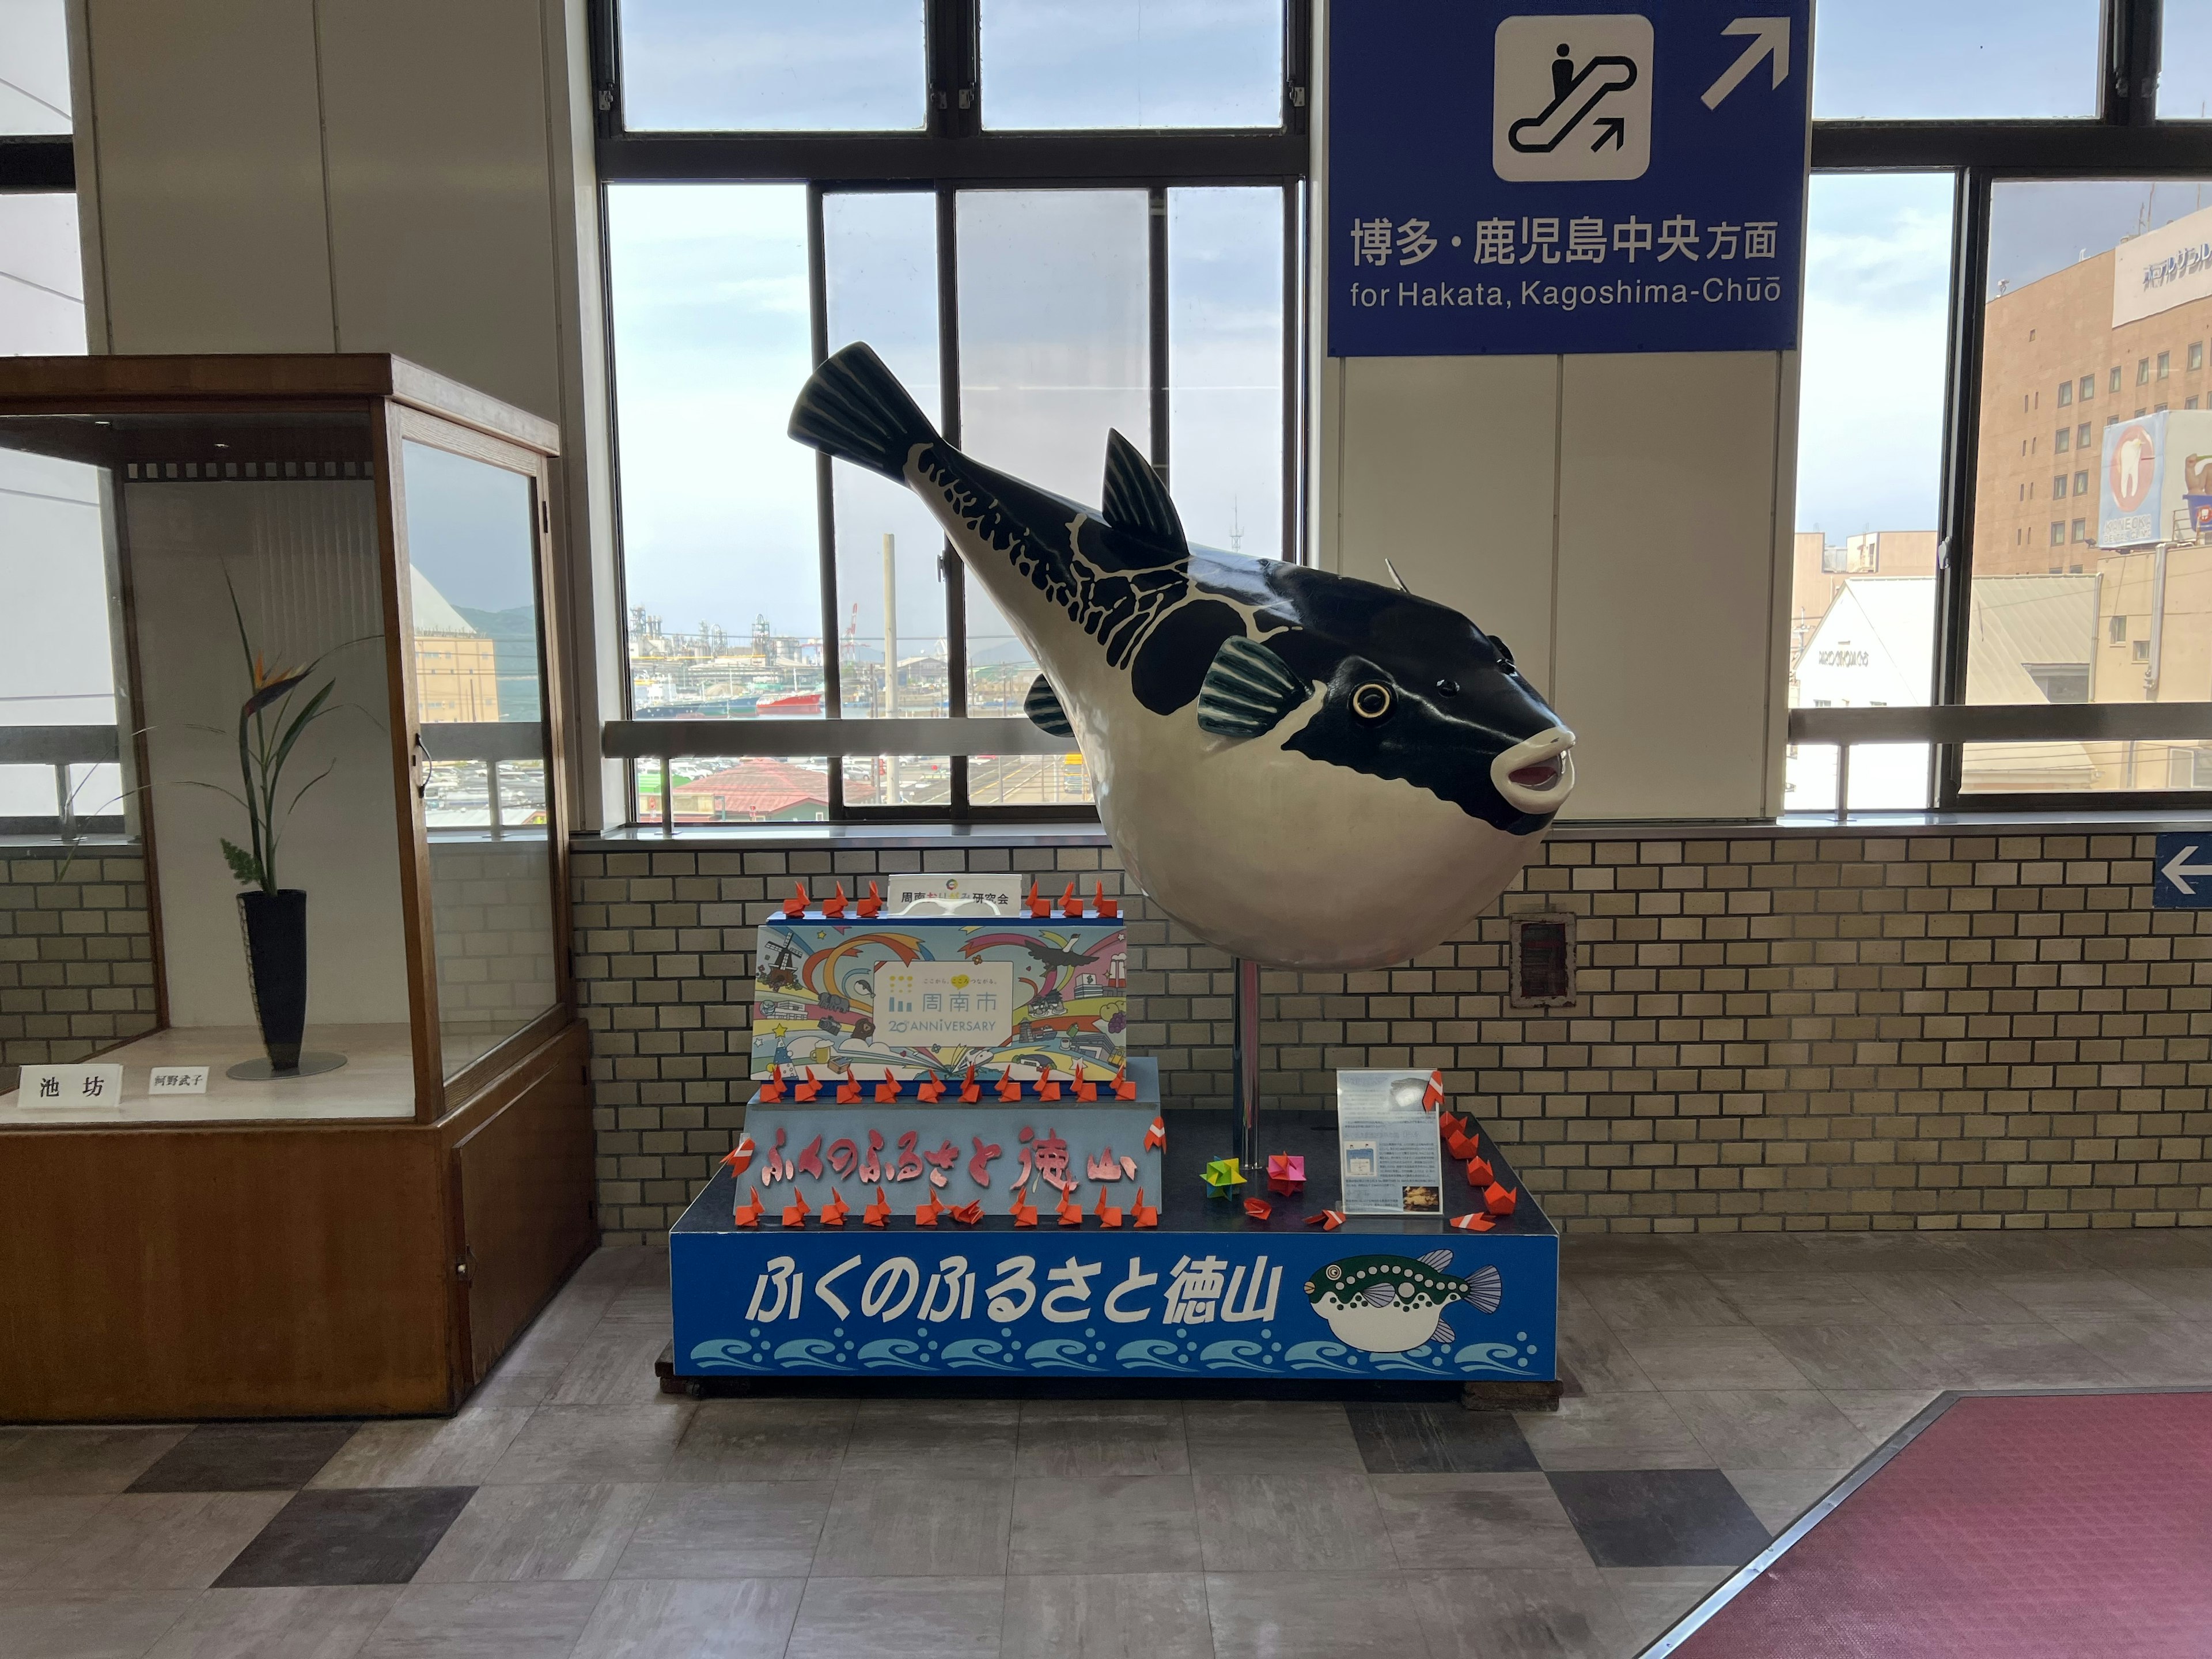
left=1798, top=0, right=2212, bottom=815
left=591, top=0, right=1313, bottom=828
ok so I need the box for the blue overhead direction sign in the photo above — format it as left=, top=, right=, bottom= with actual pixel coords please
left=1328, top=1, right=1813, bottom=357
left=2153, top=832, right=2212, bottom=910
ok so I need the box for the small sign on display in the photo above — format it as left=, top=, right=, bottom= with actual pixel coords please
left=1334, top=1069, right=1447, bottom=1215
left=15, top=1064, right=125, bottom=1106
left=2153, top=833, right=2212, bottom=910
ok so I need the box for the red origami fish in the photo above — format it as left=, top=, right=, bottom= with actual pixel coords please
left=1143, top=1114, right=1166, bottom=1150
left=1304, top=1209, right=1347, bottom=1231
left=732, top=1188, right=766, bottom=1227
left=1243, top=1196, right=1273, bottom=1223
left=720, top=1136, right=756, bottom=1177
left=1422, top=1069, right=1444, bottom=1112
left=1449, top=1211, right=1495, bottom=1233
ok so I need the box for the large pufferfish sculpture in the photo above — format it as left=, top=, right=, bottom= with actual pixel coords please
left=790, top=343, right=1576, bottom=971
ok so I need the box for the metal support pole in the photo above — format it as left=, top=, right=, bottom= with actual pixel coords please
left=1233, top=956, right=1263, bottom=1172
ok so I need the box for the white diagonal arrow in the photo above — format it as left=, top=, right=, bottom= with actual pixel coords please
left=1702, top=17, right=1791, bottom=109
left=2162, top=843, right=2212, bottom=896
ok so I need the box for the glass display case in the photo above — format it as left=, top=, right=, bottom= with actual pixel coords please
left=0, top=359, right=570, bottom=1122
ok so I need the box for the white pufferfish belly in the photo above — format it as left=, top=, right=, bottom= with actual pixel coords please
left=1318, top=1298, right=1453, bottom=1354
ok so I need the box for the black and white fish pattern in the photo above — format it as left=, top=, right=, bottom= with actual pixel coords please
left=789, top=343, right=1576, bottom=969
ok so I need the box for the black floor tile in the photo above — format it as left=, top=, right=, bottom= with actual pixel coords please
left=1347, top=1403, right=1540, bottom=1473
left=1546, top=1468, right=1770, bottom=1569
left=214, top=1486, right=476, bottom=1586
left=128, top=1422, right=361, bottom=1493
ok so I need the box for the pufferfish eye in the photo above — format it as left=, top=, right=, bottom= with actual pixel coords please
left=1493, top=635, right=1517, bottom=669
left=1350, top=682, right=1393, bottom=723
left=1434, top=678, right=1459, bottom=698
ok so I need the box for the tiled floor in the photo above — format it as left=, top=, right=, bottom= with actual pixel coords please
left=5, top=1228, right=2212, bottom=1657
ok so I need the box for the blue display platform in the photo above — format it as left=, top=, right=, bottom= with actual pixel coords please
left=669, top=1095, right=1559, bottom=1392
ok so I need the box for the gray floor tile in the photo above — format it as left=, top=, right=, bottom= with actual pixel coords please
left=309, top=1413, right=533, bottom=1491
left=2054, top=1229, right=2212, bottom=1270
left=214, top=1489, right=475, bottom=1589
left=47, top=1493, right=291, bottom=1591
left=1722, top=1466, right=1849, bottom=1533
left=1516, top=1393, right=1708, bottom=1471
left=1547, top=1469, right=1769, bottom=1570
left=841, top=1402, right=1019, bottom=1477
left=1007, top=1476, right=1201, bottom=1575
left=1615, top=1325, right=1812, bottom=1391
left=1703, top=1271, right=1885, bottom=1326
left=1578, top=1272, right=1744, bottom=1331
left=466, top=1349, right=576, bottom=1413
left=570, top=1577, right=804, bottom=1658
left=0, top=1589, right=199, bottom=1659
left=1347, top=1403, right=1538, bottom=1473
left=595, top=1285, right=675, bottom=1329
left=483, top=1407, right=693, bottom=1487
left=1664, top=1389, right=1876, bottom=1471
left=1002, top=1573, right=1213, bottom=1659
left=1836, top=1270, right=2047, bottom=1325
left=413, top=1483, right=654, bottom=1583
left=1192, top=1472, right=1394, bottom=1572
left=2039, top=1312, right=2212, bottom=1385
left=1985, top=1267, right=2167, bottom=1315
left=1558, top=1237, right=1692, bottom=1275
left=615, top=1482, right=832, bottom=1578
left=1407, top=1567, right=1637, bottom=1659
left=1821, top=1389, right=1939, bottom=1442
left=0, top=1430, right=190, bottom=1497
left=2116, top=1266, right=2212, bottom=1317
left=1205, top=1569, right=1431, bottom=1659
left=547, top=1327, right=682, bottom=1410
left=669, top=1400, right=854, bottom=1483
left=1013, top=1402, right=1188, bottom=1477
left=127, top=1426, right=359, bottom=1495
left=357, top=1581, right=607, bottom=1659
left=1759, top=1322, right=1950, bottom=1391
left=0, top=1495, right=114, bottom=1589
left=142, top=1586, right=400, bottom=1659
left=1911, top=1321, right=2126, bottom=1387
left=1181, top=1402, right=1363, bottom=1474
left=1370, top=1472, right=1590, bottom=1572
left=1556, top=1306, right=1654, bottom=1395
left=1664, top=1234, right=1812, bottom=1273
left=1601, top=1565, right=1733, bottom=1649
left=812, top=1475, right=1012, bottom=1577
left=786, top=1576, right=1003, bottom=1658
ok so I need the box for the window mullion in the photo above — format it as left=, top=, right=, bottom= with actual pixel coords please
left=1931, top=168, right=1992, bottom=809
left=806, top=183, right=847, bottom=819
left=938, top=186, right=972, bottom=817
left=1149, top=187, right=1169, bottom=474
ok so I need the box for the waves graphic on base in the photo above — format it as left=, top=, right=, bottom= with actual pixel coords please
left=688, top=1338, right=764, bottom=1372
left=771, top=1338, right=849, bottom=1370
left=941, top=1338, right=1029, bottom=1373
left=1198, top=1339, right=1275, bottom=1374
left=1113, top=1338, right=1194, bottom=1373
left=1451, top=1340, right=1529, bottom=1375
left=858, top=1338, right=938, bottom=1371
left=1023, top=1336, right=1100, bottom=1372
left=1283, top=1340, right=1366, bottom=1374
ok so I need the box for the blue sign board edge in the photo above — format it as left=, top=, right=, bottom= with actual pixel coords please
left=2153, top=831, right=2212, bottom=909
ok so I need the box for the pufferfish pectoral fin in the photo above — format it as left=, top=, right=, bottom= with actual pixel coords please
left=1023, top=674, right=1074, bottom=738
left=1197, top=635, right=1308, bottom=739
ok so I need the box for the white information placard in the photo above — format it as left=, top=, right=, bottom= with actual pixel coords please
left=887, top=875, right=1022, bottom=915
left=876, top=960, right=1016, bottom=1048
left=1335, top=1069, right=1445, bottom=1214
left=149, top=1066, right=211, bottom=1096
left=16, top=1063, right=126, bottom=1108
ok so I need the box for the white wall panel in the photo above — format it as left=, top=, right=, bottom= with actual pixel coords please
left=316, top=0, right=564, bottom=421
left=1337, top=355, right=1560, bottom=697
left=82, top=0, right=334, bottom=353
left=1551, top=351, right=1783, bottom=820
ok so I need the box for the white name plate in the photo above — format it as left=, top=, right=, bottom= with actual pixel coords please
left=17, top=1063, right=126, bottom=1107
left=149, top=1066, right=211, bottom=1096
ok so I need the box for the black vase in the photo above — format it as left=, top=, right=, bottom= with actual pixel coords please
left=238, top=889, right=309, bottom=1071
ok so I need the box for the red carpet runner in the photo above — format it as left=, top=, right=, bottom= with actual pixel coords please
left=1672, top=1392, right=2212, bottom=1658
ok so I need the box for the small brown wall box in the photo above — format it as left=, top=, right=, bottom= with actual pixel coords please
left=0, top=355, right=593, bottom=1420
left=1509, top=911, right=1577, bottom=1009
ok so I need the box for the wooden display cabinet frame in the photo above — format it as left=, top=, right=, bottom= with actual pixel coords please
left=0, top=356, right=596, bottom=1419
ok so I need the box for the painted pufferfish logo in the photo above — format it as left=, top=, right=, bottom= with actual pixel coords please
left=1304, top=1248, right=1502, bottom=1353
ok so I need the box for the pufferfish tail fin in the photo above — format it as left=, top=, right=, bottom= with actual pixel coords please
left=789, top=342, right=940, bottom=481
left=1460, top=1265, right=1502, bottom=1316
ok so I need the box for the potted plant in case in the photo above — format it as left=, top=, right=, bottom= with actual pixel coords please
left=211, top=582, right=342, bottom=1074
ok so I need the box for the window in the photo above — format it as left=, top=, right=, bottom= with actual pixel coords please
left=2138, top=357, right=2152, bottom=384
left=2074, top=469, right=2088, bottom=495
left=2111, top=365, right=2124, bottom=392
left=2058, top=378, right=2073, bottom=406
left=596, top=0, right=1307, bottom=824
left=2055, top=426, right=2070, bottom=452
left=2192, top=342, right=2205, bottom=370
left=2052, top=474, right=2068, bottom=498
left=2078, top=422, right=2092, bottom=446
left=2111, top=614, right=2129, bottom=644
left=1810, top=0, right=2101, bottom=119
left=2051, top=522, right=2067, bottom=546
left=2161, top=0, right=2212, bottom=118
left=2157, top=350, right=2170, bottom=378
left=2081, top=374, right=2095, bottom=400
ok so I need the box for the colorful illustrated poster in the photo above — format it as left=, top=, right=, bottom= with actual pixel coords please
left=753, top=916, right=1126, bottom=1081
left=1335, top=1069, right=1446, bottom=1215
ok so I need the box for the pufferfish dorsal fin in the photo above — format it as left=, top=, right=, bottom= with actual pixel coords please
left=1418, top=1248, right=1455, bottom=1271
left=1197, top=635, right=1308, bottom=739
left=1023, top=674, right=1074, bottom=738
left=1100, top=430, right=1187, bottom=552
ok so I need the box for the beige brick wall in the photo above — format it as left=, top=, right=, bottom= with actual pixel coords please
left=570, top=830, right=2212, bottom=1245
left=0, top=853, right=158, bottom=1086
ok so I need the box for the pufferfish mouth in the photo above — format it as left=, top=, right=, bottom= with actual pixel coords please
left=1491, top=726, right=1577, bottom=816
